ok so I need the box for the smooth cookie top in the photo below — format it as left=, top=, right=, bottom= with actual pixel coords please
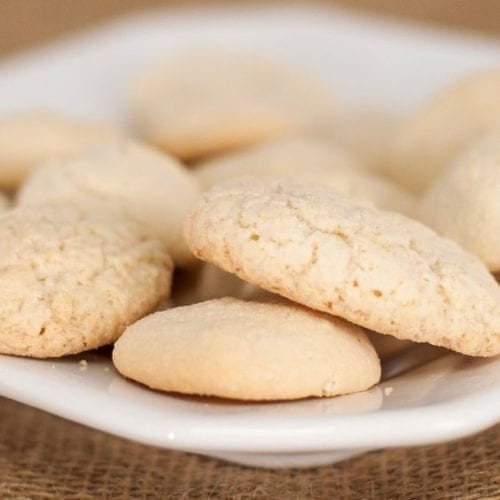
left=185, top=178, right=500, bottom=356
left=113, top=297, right=381, bottom=400
left=0, top=204, right=173, bottom=358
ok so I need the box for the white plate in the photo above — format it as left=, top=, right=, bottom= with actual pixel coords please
left=0, top=5, right=499, bottom=469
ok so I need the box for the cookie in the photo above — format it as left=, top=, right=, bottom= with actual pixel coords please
left=113, top=297, right=381, bottom=400
left=0, top=204, right=172, bottom=358
left=311, top=108, right=402, bottom=173
left=0, top=111, right=121, bottom=191
left=195, top=137, right=415, bottom=215
left=18, top=141, right=200, bottom=266
left=383, top=68, right=500, bottom=193
left=418, top=132, right=500, bottom=272
left=185, top=178, right=500, bottom=357
left=130, top=50, right=335, bottom=160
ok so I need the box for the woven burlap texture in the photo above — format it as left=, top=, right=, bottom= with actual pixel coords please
left=0, top=397, right=498, bottom=499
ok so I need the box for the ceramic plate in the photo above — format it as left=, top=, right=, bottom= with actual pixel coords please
left=0, top=5, right=499, bottom=468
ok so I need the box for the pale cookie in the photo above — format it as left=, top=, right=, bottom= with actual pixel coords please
left=0, top=204, right=173, bottom=358
left=18, top=141, right=200, bottom=266
left=418, top=132, right=500, bottom=272
left=195, top=137, right=415, bottom=215
left=0, top=111, right=121, bottom=191
left=113, top=297, right=381, bottom=400
left=130, top=50, right=335, bottom=160
left=185, top=178, right=500, bottom=357
left=311, top=108, right=403, bottom=174
left=383, top=68, right=500, bottom=193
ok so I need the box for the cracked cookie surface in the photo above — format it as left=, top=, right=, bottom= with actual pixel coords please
left=195, top=137, right=415, bottom=215
left=185, top=178, right=500, bottom=356
left=113, top=297, right=381, bottom=400
left=18, top=141, right=200, bottom=266
left=0, top=204, right=173, bottom=358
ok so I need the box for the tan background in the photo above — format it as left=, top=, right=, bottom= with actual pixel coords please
left=0, top=1, right=499, bottom=498
left=0, top=0, right=499, bottom=56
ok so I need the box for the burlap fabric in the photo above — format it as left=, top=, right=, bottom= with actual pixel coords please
left=0, top=397, right=498, bottom=499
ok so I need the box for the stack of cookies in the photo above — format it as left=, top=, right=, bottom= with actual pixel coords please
left=0, top=50, right=499, bottom=401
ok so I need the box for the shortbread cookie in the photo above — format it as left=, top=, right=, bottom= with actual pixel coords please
left=418, top=133, right=500, bottom=272
left=0, top=204, right=172, bottom=358
left=0, top=111, right=121, bottom=190
left=173, top=263, right=411, bottom=357
left=113, top=297, right=381, bottom=400
left=18, top=141, right=200, bottom=265
left=195, top=137, right=415, bottom=215
left=383, top=68, right=500, bottom=193
left=185, top=178, right=500, bottom=357
left=130, top=50, right=335, bottom=160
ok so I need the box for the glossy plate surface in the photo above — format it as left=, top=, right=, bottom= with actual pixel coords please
left=0, top=5, right=499, bottom=468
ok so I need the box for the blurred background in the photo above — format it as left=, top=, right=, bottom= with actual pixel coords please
left=0, top=0, right=499, bottom=56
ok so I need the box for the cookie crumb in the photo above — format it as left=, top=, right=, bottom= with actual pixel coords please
left=384, top=386, right=394, bottom=396
left=79, top=360, right=88, bottom=371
